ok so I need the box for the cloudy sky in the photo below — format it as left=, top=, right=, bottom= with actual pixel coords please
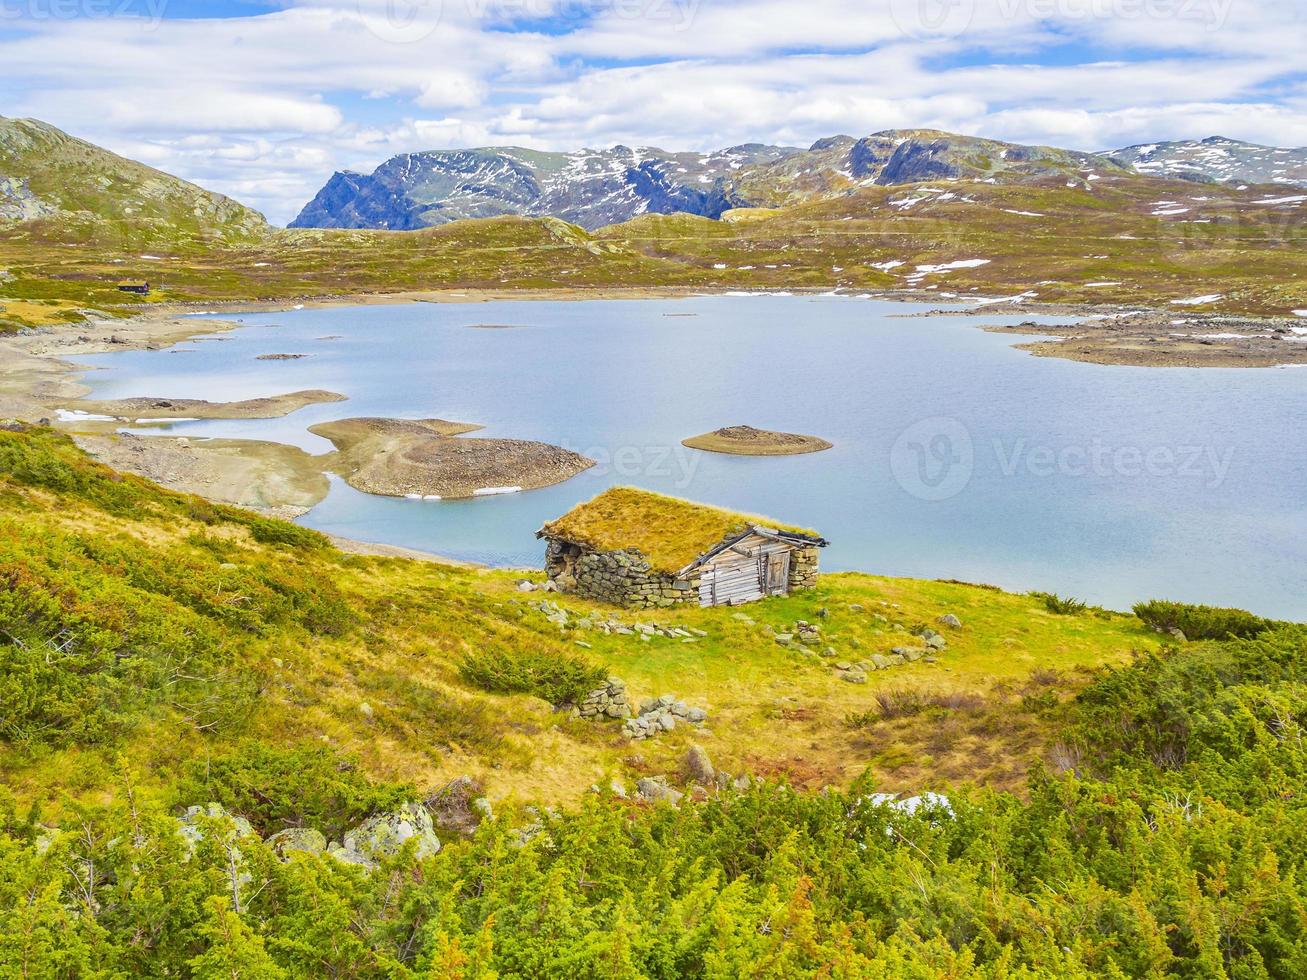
left=2, top=0, right=1304, bottom=223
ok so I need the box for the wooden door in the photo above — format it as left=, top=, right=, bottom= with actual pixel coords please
left=764, top=550, right=790, bottom=595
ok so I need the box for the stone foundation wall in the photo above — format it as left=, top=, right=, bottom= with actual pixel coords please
left=544, top=538, right=698, bottom=608
left=788, top=546, right=821, bottom=590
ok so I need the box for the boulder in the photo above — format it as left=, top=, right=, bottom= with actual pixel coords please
left=266, top=827, right=327, bottom=859
left=840, top=669, right=868, bottom=684
left=937, top=614, right=963, bottom=629
left=684, top=745, right=715, bottom=784
left=341, top=803, right=441, bottom=862
left=635, top=777, right=684, bottom=805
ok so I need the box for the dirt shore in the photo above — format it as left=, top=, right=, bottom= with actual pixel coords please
left=73, top=432, right=330, bottom=516
left=682, top=425, right=833, bottom=456
left=899, top=301, right=1307, bottom=369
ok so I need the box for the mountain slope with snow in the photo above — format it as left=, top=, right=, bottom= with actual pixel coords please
left=1108, top=137, right=1307, bottom=188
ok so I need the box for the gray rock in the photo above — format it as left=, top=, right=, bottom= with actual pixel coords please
left=684, top=744, right=715, bottom=784
left=926, top=635, right=947, bottom=650
left=685, top=707, right=708, bottom=723
left=342, top=803, right=440, bottom=861
left=636, top=777, right=684, bottom=805
left=266, top=827, right=327, bottom=859
left=937, top=614, right=963, bottom=629
left=658, top=713, right=676, bottom=732
left=840, top=669, right=868, bottom=684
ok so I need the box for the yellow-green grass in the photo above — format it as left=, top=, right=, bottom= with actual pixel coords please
left=0, top=431, right=1157, bottom=824
left=538, top=485, right=819, bottom=573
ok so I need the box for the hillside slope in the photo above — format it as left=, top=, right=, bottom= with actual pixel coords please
left=0, top=116, right=267, bottom=244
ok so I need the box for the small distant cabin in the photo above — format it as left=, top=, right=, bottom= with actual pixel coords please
left=117, top=282, right=151, bottom=295
left=536, top=486, right=828, bottom=608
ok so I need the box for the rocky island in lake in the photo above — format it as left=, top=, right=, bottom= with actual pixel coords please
left=682, top=424, right=833, bottom=456
left=310, top=416, right=595, bottom=499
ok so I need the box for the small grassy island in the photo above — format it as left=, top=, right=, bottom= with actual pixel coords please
left=683, top=424, right=833, bottom=456
left=309, top=416, right=595, bottom=499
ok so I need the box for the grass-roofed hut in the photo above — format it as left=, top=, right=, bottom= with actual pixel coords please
left=536, top=487, right=828, bottom=608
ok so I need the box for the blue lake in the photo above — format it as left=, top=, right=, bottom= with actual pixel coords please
left=68, top=295, right=1307, bottom=619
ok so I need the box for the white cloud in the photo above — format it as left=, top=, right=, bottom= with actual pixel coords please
left=0, top=0, right=1302, bottom=223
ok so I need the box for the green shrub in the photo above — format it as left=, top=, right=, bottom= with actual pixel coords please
left=1133, top=599, right=1272, bottom=640
left=173, top=743, right=411, bottom=839
left=458, top=646, right=606, bottom=706
left=1031, top=591, right=1087, bottom=615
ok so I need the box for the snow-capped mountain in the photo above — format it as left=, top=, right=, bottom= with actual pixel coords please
left=289, top=144, right=802, bottom=231
left=290, top=131, right=1307, bottom=231
left=1108, top=137, right=1307, bottom=188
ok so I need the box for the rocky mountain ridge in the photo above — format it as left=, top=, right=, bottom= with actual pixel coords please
left=291, top=129, right=1306, bottom=231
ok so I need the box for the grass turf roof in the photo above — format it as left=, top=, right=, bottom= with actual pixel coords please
left=539, top=486, right=819, bottom=574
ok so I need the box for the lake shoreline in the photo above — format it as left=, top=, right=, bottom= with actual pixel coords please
left=3, top=290, right=1305, bottom=594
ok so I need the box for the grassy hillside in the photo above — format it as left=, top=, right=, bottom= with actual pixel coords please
left=0, top=427, right=1153, bottom=809
left=2, top=427, right=1305, bottom=976
left=0, top=116, right=266, bottom=245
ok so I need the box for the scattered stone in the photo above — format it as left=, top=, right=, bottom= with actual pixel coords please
left=937, top=614, right=963, bottom=629
left=1168, top=627, right=1187, bottom=642
left=926, top=634, right=947, bottom=650
left=841, top=669, right=868, bottom=684
left=177, top=803, right=253, bottom=850
left=516, top=579, right=537, bottom=592
left=623, top=693, right=708, bottom=739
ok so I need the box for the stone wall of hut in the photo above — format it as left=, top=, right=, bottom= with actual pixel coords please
left=544, top=538, right=698, bottom=608
left=788, top=546, right=822, bottom=590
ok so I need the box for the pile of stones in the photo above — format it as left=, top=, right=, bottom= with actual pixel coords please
left=573, top=677, right=632, bottom=720
left=623, top=694, right=708, bottom=739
